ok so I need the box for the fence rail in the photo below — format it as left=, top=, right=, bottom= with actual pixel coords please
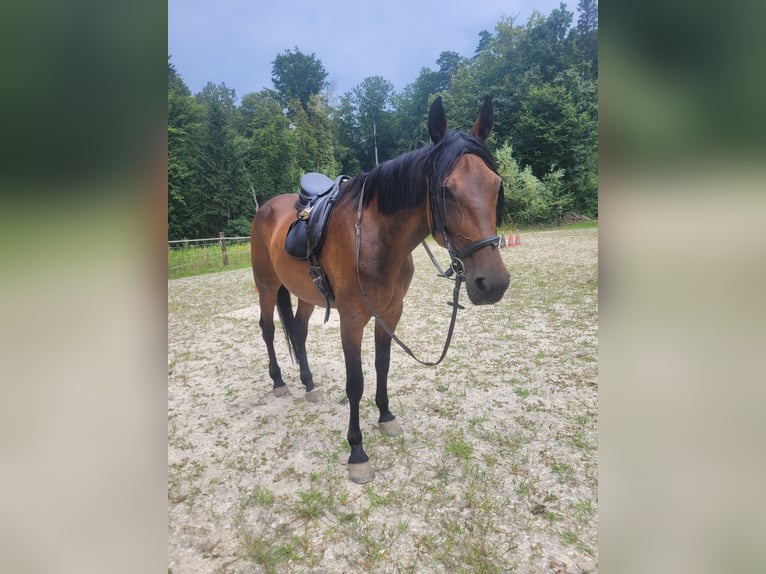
left=167, top=235, right=250, bottom=248
left=168, top=234, right=251, bottom=278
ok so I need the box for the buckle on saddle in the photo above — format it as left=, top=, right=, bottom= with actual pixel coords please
left=298, top=207, right=311, bottom=221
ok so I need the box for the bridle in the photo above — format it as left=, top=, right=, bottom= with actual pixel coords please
left=427, top=178, right=501, bottom=281
left=353, top=155, right=502, bottom=366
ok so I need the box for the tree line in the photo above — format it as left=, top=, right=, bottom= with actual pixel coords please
left=168, top=1, right=597, bottom=240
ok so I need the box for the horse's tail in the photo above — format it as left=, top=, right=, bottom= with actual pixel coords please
left=275, top=285, right=296, bottom=363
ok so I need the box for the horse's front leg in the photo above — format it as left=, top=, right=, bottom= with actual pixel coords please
left=375, top=321, right=403, bottom=437
left=340, top=318, right=374, bottom=483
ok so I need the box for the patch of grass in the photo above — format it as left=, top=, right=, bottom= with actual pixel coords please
left=444, top=430, right=474, bottom=461
left=167, top=458, right=205, bottom=501
left=239, top=485, right=276, bottom=509
left=294, top=488, right=334, bottom=519
left=558, top=527, right=592, bottom=554
left=168, top=241, right=251, bottom=279
left=366, top=486, right=394, bottom=509
left=346, top=520, right=409, bottom=570
left=434, top=515, right=514, bottom=573
left=467, top=415, right=489, bottom=430
left=572, top=498, right=595, bottom=523
left=514, top=386, right=530, bottom=398
left=239, top=531, right=304, bottom=573
left=550, top=460, right=574, bottom=483
left=561, top=220, right=598, bottom=229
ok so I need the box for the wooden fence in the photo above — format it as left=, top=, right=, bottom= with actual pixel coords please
left=168, top=234, right=251, bottom=278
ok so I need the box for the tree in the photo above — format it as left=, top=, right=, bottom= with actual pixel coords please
left=352, top=76, right=396, bottom=168
left=513, top=81, right=596, bottom=215
left=475, top=30, right=493, bottom=55
left=333, top=93, right=362, bottom=175
left=306, top=93, right=337, bottom=175
left=517, top=4, right=576, bottom=84
left=194, top=82, right=247, bottom=236
left=271, top=47, right=328, bottom=111
left=236, top=90, right=298, bottom=204
left=575, top=0, right=598, bottom=80
left=393, top=67, right=444, bottom=152
left=436, top=51, right=464, bottom=90
left=168, top=58, right=205, bottom=239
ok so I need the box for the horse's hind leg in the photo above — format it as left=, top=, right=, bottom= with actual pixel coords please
left=294, top=299, right=322, bottom=403
left=257, top=288, right=290, bottom=397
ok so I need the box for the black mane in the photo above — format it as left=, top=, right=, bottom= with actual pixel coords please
left=351, top=131, right=499, bottom=215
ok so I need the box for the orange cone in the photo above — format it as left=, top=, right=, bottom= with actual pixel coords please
left=508, top=231, right=515, bottom=247
left=514, top=228, right=521, bottom=247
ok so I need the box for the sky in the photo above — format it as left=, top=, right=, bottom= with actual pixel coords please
left=168, top=0, right=574, bottom=102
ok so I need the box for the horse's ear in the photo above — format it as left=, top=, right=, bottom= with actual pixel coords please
left=428, top=96, right=448, bottom=143
left=471, top=96, right=493, bottom=141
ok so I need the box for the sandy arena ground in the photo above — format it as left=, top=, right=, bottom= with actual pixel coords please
left=168, top=227, right=598, bottom=573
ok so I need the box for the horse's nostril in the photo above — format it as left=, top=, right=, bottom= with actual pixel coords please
left=475, top=277, right=487, bottom=291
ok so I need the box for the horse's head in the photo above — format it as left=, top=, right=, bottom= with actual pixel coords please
left=428, top=96, right=510, bottom=305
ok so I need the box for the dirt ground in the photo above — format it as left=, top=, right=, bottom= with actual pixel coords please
left=168, top=227, right=598, bottom=573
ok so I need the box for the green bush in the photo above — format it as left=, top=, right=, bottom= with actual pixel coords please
left=225, top=216, right=254, bottom=237
left=496, top=144, right=555, bottom=225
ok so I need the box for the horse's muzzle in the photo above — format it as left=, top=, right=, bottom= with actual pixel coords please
left=464, top=252, right=510, bottom=305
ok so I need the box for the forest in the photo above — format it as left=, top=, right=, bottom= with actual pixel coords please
left=168, top=1, right=597, bottom=240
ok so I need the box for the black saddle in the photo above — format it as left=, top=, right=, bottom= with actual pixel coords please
left=285, top=173, right=348, bottom=260
left=285, top=173, right=349, bottom=323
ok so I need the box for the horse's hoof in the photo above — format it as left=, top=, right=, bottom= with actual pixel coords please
left=305, top=388, right=323, bottom=403
left=272, top=385, right=291, bottom=397
left=378, top=419, right=403, bottom=437
left=348, top=461, right=374, bottom=483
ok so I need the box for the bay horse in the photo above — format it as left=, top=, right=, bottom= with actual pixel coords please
left=250, top=96, right=510, bottom=483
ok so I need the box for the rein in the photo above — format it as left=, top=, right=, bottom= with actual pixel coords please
left=353, top=174, right=498, bottom=366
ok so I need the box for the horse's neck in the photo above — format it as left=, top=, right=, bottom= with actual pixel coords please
left=374, top=202, right=432, bottom=255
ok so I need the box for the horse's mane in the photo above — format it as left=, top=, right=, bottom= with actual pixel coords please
left=348, top=131, right=499, bottom=215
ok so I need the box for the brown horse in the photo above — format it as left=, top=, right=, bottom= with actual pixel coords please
left=250, top=96, right=510, bottom=483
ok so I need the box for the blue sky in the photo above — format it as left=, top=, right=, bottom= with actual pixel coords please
left=169, top=0, right=573, bottom=101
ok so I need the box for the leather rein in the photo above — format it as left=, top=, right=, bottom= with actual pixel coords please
left=353, top=175, right=500, bottom=366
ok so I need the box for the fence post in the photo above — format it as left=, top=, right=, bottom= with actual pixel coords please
left=219, top=232, right=229, bottom=265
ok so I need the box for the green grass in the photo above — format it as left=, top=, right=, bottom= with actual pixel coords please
left=499, top=220, right=597, bottom=235
left=168, top=241, right=251, bottom=279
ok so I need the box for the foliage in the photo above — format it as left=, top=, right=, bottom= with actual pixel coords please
left=351, top=76, right=396, bottom=168
left=167, top=3, right=598, bottom=240
left=271, top=47, right=328, bottom=111
left=496, top=144, right=554, bottom=225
